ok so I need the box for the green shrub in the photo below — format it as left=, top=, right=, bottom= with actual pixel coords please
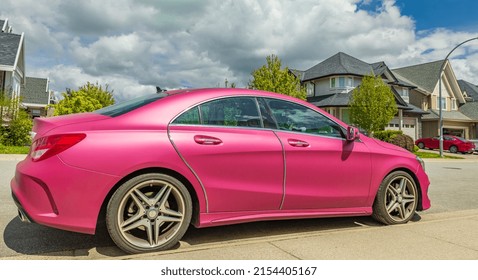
left=389, top=134, right=415, bottom=152
left=413, top=145, right=420, bottom=153
left=0, top=110, right=33, bottom=146
left=373, top=130, right=403, bottom=142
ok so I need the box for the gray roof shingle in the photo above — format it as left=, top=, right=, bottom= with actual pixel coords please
left=0, top=32, right=21, bottom=66
left=458, top=79, right=478, bottom=101
left=307, top=87, right=415, bottom=111
left=392, top=60, right=444, bottom=93
left=459, top=102, right=478, bottom=121
left=21, top=77, right=50, bottom=105
left=302, top=52, right=374, bottom=81
left=421, top=109, right=473, bottom=121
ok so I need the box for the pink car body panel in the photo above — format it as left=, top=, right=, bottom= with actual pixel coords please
left=169, top=126, right=284, bottom=212
left=11, top=88, right=431, bottom=235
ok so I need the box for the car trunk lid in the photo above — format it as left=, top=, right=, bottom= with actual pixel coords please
left=32, top=113, right=110, bottom=139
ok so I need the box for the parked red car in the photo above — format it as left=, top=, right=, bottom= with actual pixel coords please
left=415, top=135, right=475, bottom=153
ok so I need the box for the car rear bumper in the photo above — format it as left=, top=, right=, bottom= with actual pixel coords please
left=10, top=156, right=120, bottom=234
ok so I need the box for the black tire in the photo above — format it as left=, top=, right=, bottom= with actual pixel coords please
left=106, top=173, right=192, bottom=254
left=372, top=171, right=418, bottom=225
left=417, top=142, right=425, bottom=149
left=449, top=145, right=458, bottom=153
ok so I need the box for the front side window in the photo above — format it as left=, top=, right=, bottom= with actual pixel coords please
left=265, top=98, right=344, bottom=138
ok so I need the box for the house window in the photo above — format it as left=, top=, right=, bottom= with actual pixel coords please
left=330, top=76, right=353, bottom=88
left=338, top=77, right=345, bottom=87
left=31, top=109, right=41, bottom=117
left=340, top=108, right=351, bottom=124
left=436, top=96, right=447, bottom=110
left=451, top=98, right=457, bottom=110
left=400, top=88, right=409, bottom=102
left=306, top=83, right=314, bottom=97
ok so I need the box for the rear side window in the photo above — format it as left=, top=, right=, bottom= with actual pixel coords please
left=173, top=107, right=200, bottom=125
left=95, top=93, right=167, bottom=117
left=172, top=97, right=262, bottom=128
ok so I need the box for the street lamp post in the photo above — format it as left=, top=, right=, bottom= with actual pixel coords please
left=438, top=37, right=478, bottom=157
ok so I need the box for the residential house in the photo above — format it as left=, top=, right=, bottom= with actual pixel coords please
left=392, top=60, right=475, bottom=139
left=0, top=18, right=25, bottom=99
left=21, top=77, right=54, bottom=118
left=457, top=80, right=478, bottom=139
left=292, top=52, right=427, bottom=140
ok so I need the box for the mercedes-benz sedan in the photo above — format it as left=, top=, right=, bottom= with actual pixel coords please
left=11, top=88, right=431, bottom=254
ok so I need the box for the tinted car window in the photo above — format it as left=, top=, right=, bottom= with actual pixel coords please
left=172, top=107, right=200, bottom=125
left=96, top=93, right=167, bottom=117
left=265, top=98, right=344, bottom=138
left=257, top=98, right=278, bottom=129
left=200, top=97, right=261, bottom=128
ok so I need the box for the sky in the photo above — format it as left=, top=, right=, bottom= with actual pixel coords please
left=2, top=0, right=478, bottom=101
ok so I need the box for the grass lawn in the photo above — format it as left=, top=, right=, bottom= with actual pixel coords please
left=0, top=144, right=30, bottom=154
left=414, top=151, right=464, bottom=159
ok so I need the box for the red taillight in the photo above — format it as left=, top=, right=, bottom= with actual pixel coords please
left=30, top=134, right=86, bottom=162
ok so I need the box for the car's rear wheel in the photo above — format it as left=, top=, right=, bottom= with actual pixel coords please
left=449, top=145, right=458, bottom=153
left=372, top=171, right=418, bottom=225
left=417, top=142, right=425, bottom=149
left=106, top=173, right=192, bottom=254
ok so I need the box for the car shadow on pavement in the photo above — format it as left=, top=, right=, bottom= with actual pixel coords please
left=181, top=215, right=397, bottom=247
left=3, top=217, right=122, bottom=257
left=3, top=213, right=422, bottom=258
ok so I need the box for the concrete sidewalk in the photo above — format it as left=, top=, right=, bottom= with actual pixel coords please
left=111, top=209, right=478, bottom=260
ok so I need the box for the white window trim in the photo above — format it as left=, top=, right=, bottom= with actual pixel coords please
left=330, top=76, right=354, bottom=89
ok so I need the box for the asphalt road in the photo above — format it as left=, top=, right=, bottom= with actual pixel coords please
left=1, top=155, right=477, bottom=259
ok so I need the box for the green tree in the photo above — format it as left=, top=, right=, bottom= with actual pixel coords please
left=53, top=82, right=115, bottom=116
left=250, top=54, right=306, bottom=100
left=349, top=74, right=398, bottom=136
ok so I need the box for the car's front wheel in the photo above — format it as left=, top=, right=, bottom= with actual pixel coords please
left=372, top=171, right=418, bottom=225
left=417, top=142, right=425, bottom=149
left=449, top=145, right=458, bottom=153
left=106, top=173, right=192, bottom=254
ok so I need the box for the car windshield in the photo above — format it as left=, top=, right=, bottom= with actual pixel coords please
left=95, top=93, right=167, bottom=117
left=455, top=136, right=466, bottom=142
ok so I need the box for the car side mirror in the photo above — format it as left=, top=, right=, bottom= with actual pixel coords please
left=346, top=126, right=360, bottom=141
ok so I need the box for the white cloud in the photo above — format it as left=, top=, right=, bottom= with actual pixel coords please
left=2, top=0, right=478, bottom=101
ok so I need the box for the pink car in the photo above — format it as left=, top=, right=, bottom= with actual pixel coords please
left=11, top=88, right=431, bottom=254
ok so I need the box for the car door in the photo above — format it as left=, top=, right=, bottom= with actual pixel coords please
left=263, top=98, right=373, bottom=210
left=428, top=137, right=440, bottom=149
left=168, top=97, right=284, bottom=213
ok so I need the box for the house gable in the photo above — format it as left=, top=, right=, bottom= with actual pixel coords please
left=392, top=60, right=465, bottom=105
left=21, top=77, right=50, bottom=105
left=0, top=32, right=22, bottom=69
left=458, top=79, right=478, bottom=102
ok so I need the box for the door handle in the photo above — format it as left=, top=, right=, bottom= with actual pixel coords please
left=194, top=135, right=223, bottom=145
left=288, top=139, right=310, bottom=147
